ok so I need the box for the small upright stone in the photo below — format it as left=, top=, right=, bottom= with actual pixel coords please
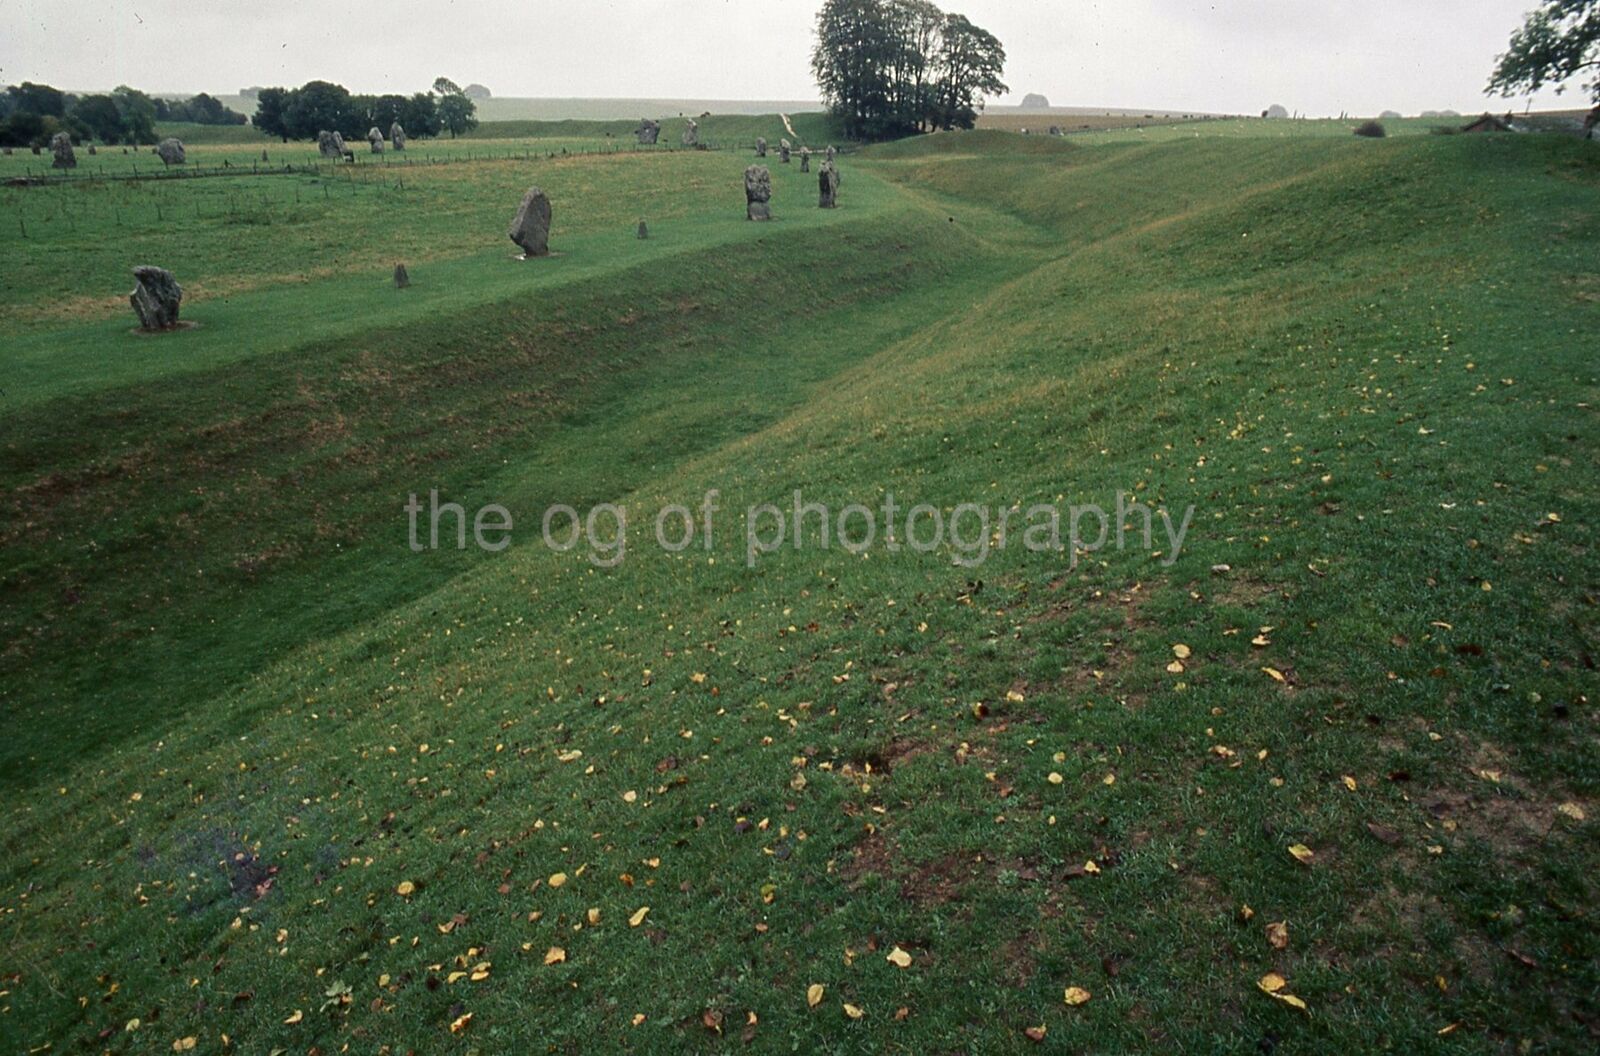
left=682, top=119, right=699, bottom=147
left=129, top=266, right=182, bottom=331
left=88, top=144, right=98, bottom=155
left=780, top=139, right=791, bottom=163
left=368, top=127, right=385, bottom=153
left=756, top=137, right=767, bottom=157
left=394, top=263, right=410, bottom=288
left=50, top=131, right=76, bottom=169
left=156, top=137, right=186, bottom=166
left=825, top=144, right=837, bottom=165
left=391, top=123, right=407, bottom=151
left=799, top=147, right=811, bottom=173
left=635, top=119, right=660, bottom=145
left=637, top=219, right=649, bottom=240
left=745, top=165, right=773, bottom=221
left=261, top=148, right=269, bottom=162
left=818, top=161, right=840, bottom=208
left=508, top=186, right=553, bottom=258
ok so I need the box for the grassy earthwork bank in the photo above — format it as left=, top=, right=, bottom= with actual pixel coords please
left=0, top=115, right=1597, bottom=1053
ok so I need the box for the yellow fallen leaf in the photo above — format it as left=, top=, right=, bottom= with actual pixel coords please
left=807, top=983, right=825, bottom=1008
left=1342, top=775, right=1357, bottom=792
left=1258, top=973, right=1287, bottom=994
left=544, top=946, right=566, bottom=965
left=1048, top=772, right=1064, bottom=785
left=631, top=1013, right=647, bottom=1026
left=283, top=1010, right=304, bottom=1024
left=1063, top=986, right=1091, bottom=1006
left=548, top=872, right=568, bottom=888
left=1166, top=660, right=1185, bottom=674
left=172, top=1038, right=197, bottom=1053
left=1262, top=667, right=1286, bottom=683
left=1288, top=843, right=1315, bottom=864
left=1006, top=689, right=1025, bottom=703
left=1266, top=921, right=1288, bottom=949
left=396, top=881, right=415, bottom=897
left=843, top=1002, right=864, bottom=1020
left=622, top=790, right=638, bottom=803
left=1557, top=802, right=1586, bottom=822
left=1103, top=773, right=1116, bottom=786
left=1172, top=643, right=1192, bottom=659
left=629, top=906, right=650, bottom=927
left=886, top=947, right=912, bottom=969
left=449, top=1011, right=473, bottom=1034
left=587, top=907, right=602, bottom=925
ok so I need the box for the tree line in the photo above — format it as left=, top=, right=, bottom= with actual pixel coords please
left=0, top=84, right=245, bottom=148
left=252, top=78, right=478, bottom=142
left=811, top=0, right=1007, bottom=141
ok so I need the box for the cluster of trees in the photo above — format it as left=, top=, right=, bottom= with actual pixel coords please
left=252, top=77, right=478, bottom=142
left=1489, top=0, right=1600, bottom=104
left=0, top=83, right=227, bottom=147
left=812, top=0, right=1007, bottom=140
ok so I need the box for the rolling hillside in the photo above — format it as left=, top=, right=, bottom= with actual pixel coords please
left=1, top=123, right=1596, bottom=1053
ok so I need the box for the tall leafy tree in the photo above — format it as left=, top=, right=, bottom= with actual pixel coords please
left=253, top=87, right=292, bottom=141
left=812, top=0, right=1006, bottom=140
left=932, top=13, right=1007, bottom=131
left=1489, top=0, right=1600, bottom=103
left=71, top=94, right=124, bottom=142
left=438, top=93, right=478, bottom=138
left=112, top=85, right=159, bottom=144
left=283, top=80, right=354, bottom=140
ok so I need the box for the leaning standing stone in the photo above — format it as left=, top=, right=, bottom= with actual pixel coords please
left=156, top=137, right=186, bottom=166
left=50, top=131, right=76, bottom=169
left=391, top=123, right=407, bottom=150
left=682, top=119, right=699, bottom=147
left=368, top=127, right=385, bottom=153
left=745, top=165, right=773, bottom=221
left=130, top=266, right=182, bottom=330
left=317, top=130, right=342, bottom=159
left=818, top=161, right=840, bottom=208
left=509, top=187, right=553, bottom=257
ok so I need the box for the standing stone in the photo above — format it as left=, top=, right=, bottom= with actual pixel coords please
left=31, top=145, right=41, bottom=155
left=637, top=220, right=649, bottom=240
left=745, top=165, right=772, bottom=221
left=818, top=161, right=840, bottom=208
left=756, top=137, right=767, bottom=157
left=2, top=147, right=11, bottom=156
left=262, top=148, right=269, bottom=162
left=779, top=139, right=791, bottom=163
left=799, top=147, right=811, bottom=173
left=635, top=119, right=660, bottom=145
left=682, top=119, right=699, bottom=147
left=394, top=263, right=411, bottom=288
left=825, top=144, right=837, bottom=165
left=368, top=127, right=385, bottom=153
left=391, top=123, right=407, bottom=151
left=129, top=266, right=183, bottom=330
left=156, top=137, right=186, bottom=166
left=88, top=144, right=98, bottom=155
left=50, top=131, right=76, bottom=169
left=317, top=130, right=348, bottom=160
left=508, top=186, right=553, bottom=257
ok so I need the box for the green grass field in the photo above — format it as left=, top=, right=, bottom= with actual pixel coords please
left=1, top=118, right=1597, bottom=1054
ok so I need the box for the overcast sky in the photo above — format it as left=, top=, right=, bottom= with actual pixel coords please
left=0, top=1, right=1580, bottom=115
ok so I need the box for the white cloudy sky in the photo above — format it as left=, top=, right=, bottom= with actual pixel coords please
left=0, top=1, right=1581, bottom=115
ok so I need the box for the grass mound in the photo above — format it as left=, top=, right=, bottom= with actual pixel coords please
left=1, top=121, right=1596, bottom=1054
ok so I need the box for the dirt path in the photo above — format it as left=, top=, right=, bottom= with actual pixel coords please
left=780, top=113, right=798, bottom=139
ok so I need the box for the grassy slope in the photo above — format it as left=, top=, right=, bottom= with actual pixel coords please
left=1, top=128, right=1597, bottom=1054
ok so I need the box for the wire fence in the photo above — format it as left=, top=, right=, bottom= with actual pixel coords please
left=1, top=141, right=744, bottom=187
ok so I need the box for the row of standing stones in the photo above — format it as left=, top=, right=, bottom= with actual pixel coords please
left=44, top=131, right=188, bottom=169
left=124, top=134, right=840, bottom=331
left=316, top=124, right=408, bottom=162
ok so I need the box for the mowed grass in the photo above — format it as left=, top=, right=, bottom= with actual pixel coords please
left=1, top=119, right=1597, bottom=1055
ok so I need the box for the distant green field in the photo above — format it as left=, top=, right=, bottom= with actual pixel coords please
left=1, top=117, right=1596, bottom=1055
